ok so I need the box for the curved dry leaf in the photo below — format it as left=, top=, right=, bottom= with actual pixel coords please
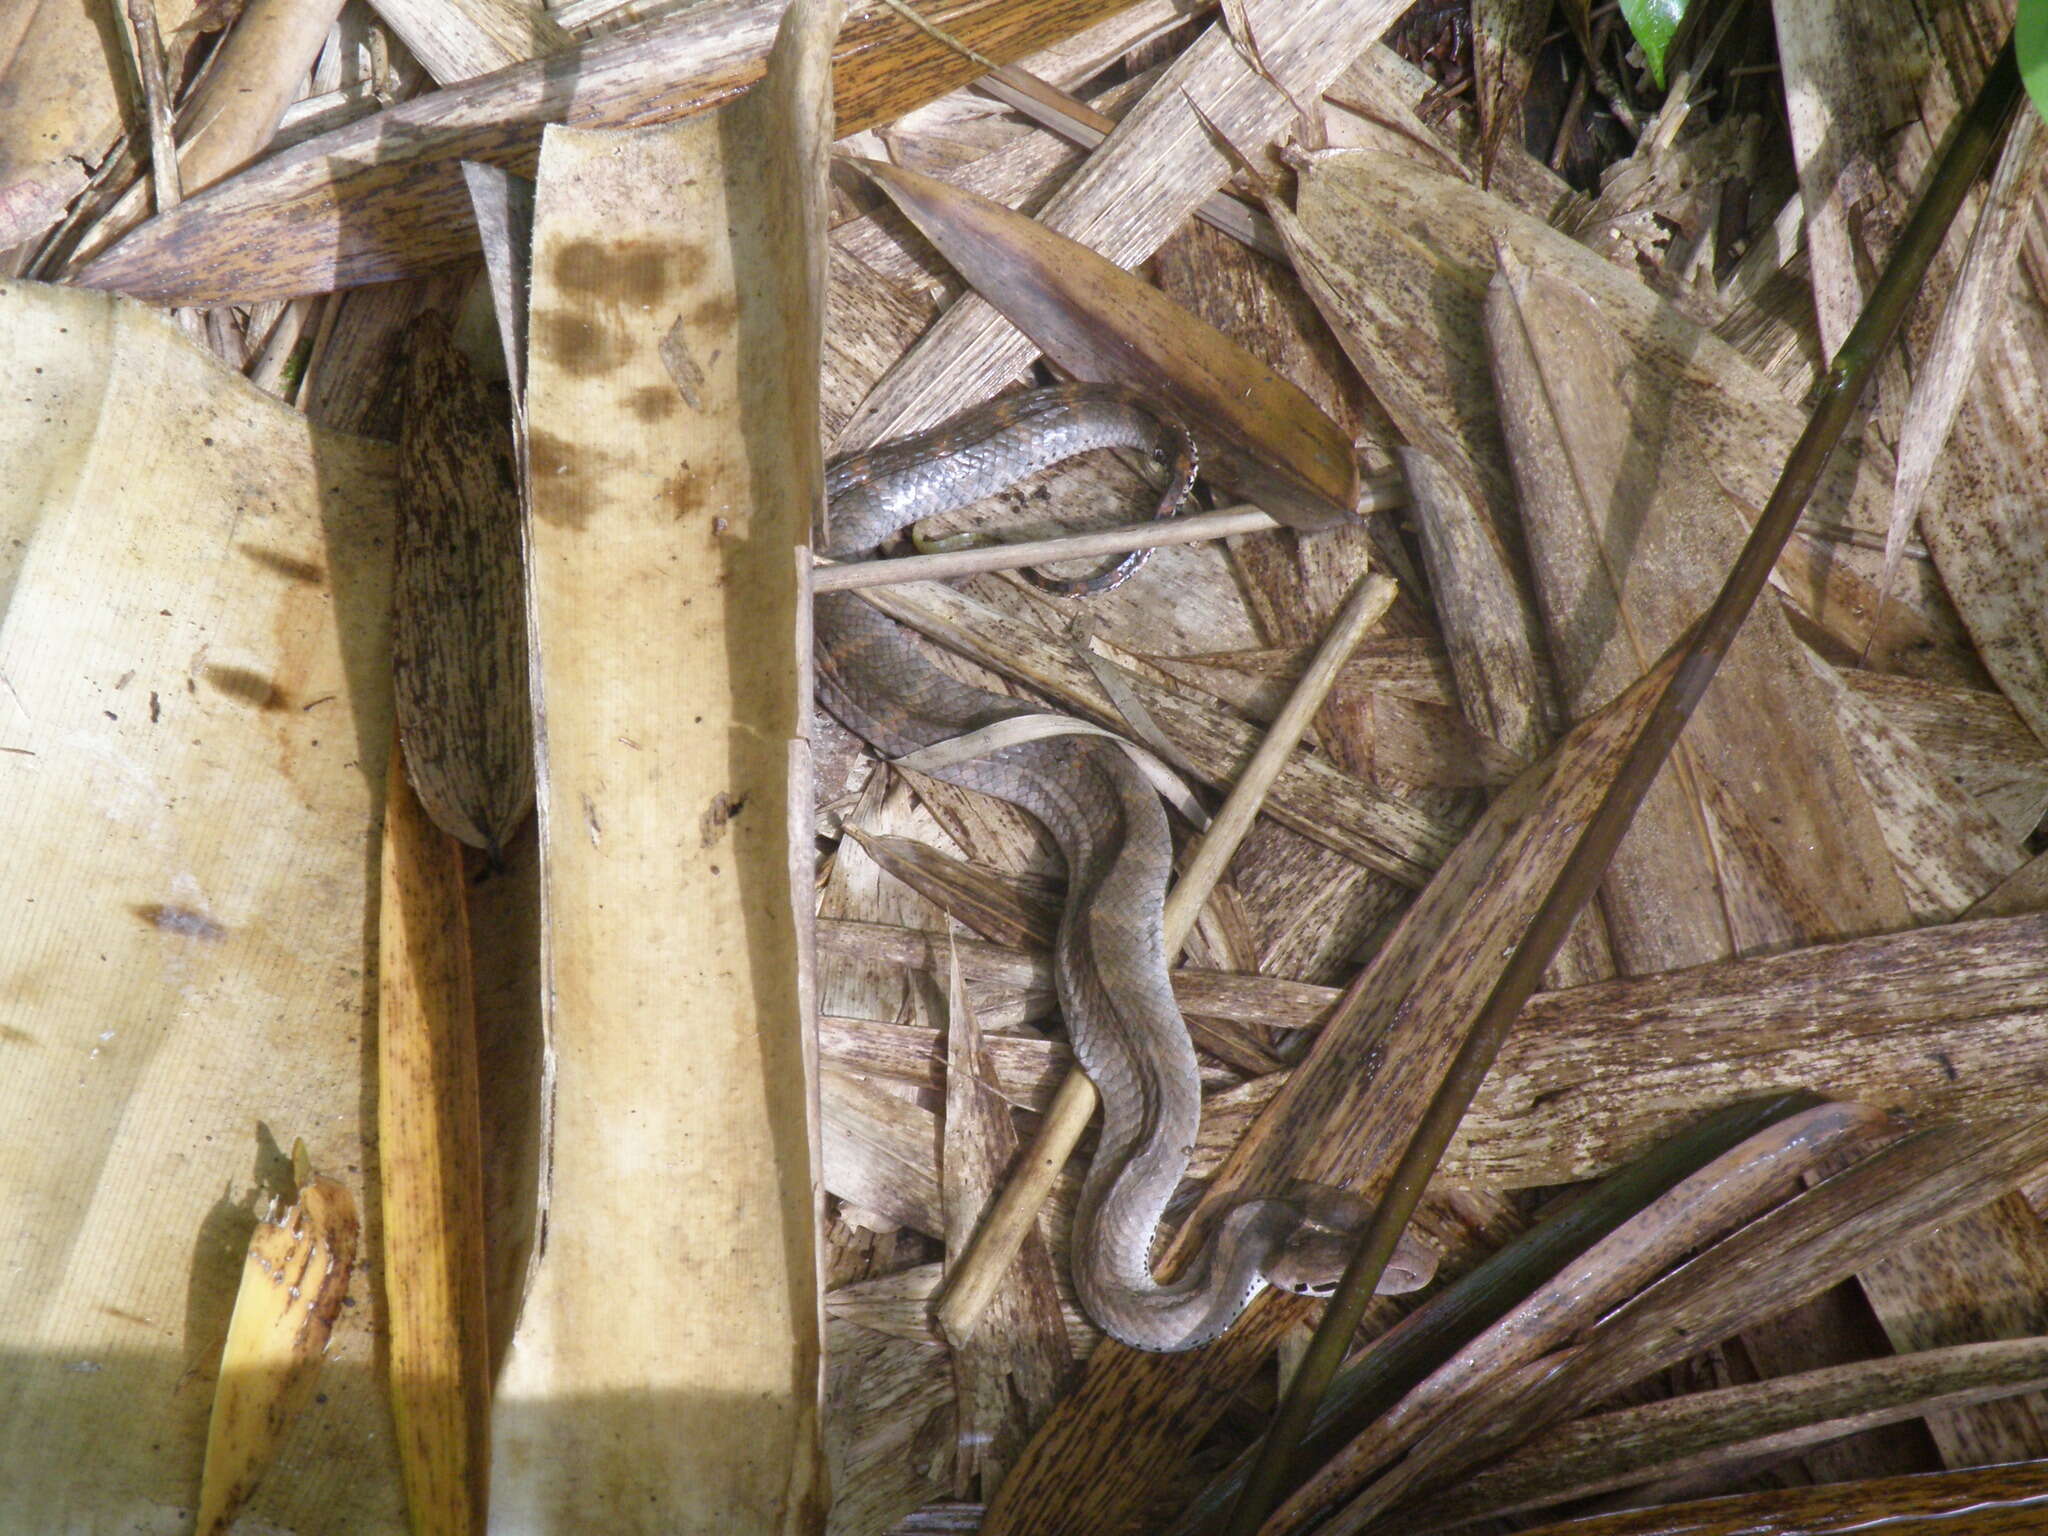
left=394, top=312, right=533, bottom=858
left=1271, top=1100, right=1894, bottom=1534
left=1348, top=1115, right=2048, bottom=1530
left=850, top=155, right=1360, bottom=529
left=197, top=1167, right=360, bottom=1536
left=1431, top=1336, right=2048, bottom=1528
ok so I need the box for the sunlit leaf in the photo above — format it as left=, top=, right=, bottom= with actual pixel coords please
left=1619, top=0, right=1687, bottom=87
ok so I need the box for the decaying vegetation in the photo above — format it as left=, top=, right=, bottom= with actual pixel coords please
left=3, top=0, right=2048, bottom=1532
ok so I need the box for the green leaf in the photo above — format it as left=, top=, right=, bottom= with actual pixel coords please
left=1619, top=0, right=1687, bottom=89
left=2023, top=0, right=2048, bottom=126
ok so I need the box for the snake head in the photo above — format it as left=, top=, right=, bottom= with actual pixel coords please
left=1265, top=1182, right=1440, bottom=1297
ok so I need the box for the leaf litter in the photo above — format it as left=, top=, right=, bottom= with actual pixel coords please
left=9, top=1, right=2048, bottom=1533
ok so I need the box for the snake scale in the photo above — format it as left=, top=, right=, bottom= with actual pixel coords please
left=820, top=384, right=1436, bottom=1352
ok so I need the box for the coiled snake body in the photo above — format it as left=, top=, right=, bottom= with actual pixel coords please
left=819, top=385, right=1435, bottom=1352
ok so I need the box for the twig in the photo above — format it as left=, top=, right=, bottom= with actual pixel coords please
left=872, top=0, right=998, bottom=71
left=815, top=484, right=1400, bottom=593
left=120, top=0, right=214, bottom=346
left=122, top=0, right=183, bottom=216
left=975, top=68, right=1286, bottom=260
left=934, top=572, right=1401, bottom=1344
left=1221, top=36, right=2026, bottom=1536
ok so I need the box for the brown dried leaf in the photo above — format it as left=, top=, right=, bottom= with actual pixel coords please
left=1430, top=1336, right=2048, bottom=1529
left=1269, top=1101, right=1896, bottom=1533
left=394, top=312, right=532, bottom=858
left=846, top=824, right=1060, bottom=950
left=1277, top=149, right=1965, bottom=672
left=851, top=154, right=1360, bottom=528
left=1883, top=111, right=2047, bottom=619
left=64, top=0, right=350, bottom=269
left=0, top=0, right=200, bottom=250
left=490, top=0, right=835, bottom=1521
left=1507, top=1459, right=2048, bottom=1536
left=1470, top=0, right=1549, bottom=185
left=824, top=1069, right=946, bottom=1238
left=1852, top=1190, right=2048, bottom=1468
left=76, top=0, right=1148, bottom=303
left=939, top=958, right=1070, bottom=1498
left=1811, top=655, right=2022, bottom=921
left=370, top=0, right=571, bottom=85
left=1484, top=245, right=1910, bottom=968
left=1346, top=1115, right=2048, bottom=1530
left=377, top=751, right=490, bottom=1534
left=835, top=0, right=1407, bottom=458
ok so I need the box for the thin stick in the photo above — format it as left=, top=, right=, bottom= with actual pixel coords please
left=120, top=0, right=211, bottom=345
left=816, top=481, right=1402, bottom=592
left=123, top=0, right=183, bottom=216
left=976, top=67, right=1285, bottom=260
left=1221, top=36, right=2025, bottom=1536
left=819, top=505, right=1272, bottom=591
left=935, top=572, right=1399, bottom=1344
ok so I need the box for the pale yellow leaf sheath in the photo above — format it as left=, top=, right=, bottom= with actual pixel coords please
left=380, top=742, right=491, bottom=1534
left=198, top=1157, right=360, bottom=1536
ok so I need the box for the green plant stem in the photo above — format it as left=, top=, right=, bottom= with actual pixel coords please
left=1222, top=35, right=2024, bottom=1536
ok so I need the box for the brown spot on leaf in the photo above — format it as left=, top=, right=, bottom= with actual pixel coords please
left=0, top=1024, right=37, bottom=1047
left=534, top=310, right=620, bottom=378
left=529, top=429, right=596, bottom=530
left=628, top=384, right=678, bottom=422
left=204, top=665, right=288, bottom=711
left=239, top=545, right=326, bottom=584
left=700, top=791, right=747, bottom=848
left=527, top=428, right=576, bottom=478
left=661, top=473, right=704, bottom=520
left=550, top=238, right=701, bottom=306
left=689, top=295, right=738, bottom=331
left=134, top=904, right=227, bottom=941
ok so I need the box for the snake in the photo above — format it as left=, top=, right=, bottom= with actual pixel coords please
left=819, top=383, right=1437, bottom=1352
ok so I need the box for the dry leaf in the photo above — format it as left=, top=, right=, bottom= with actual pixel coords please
left=1429, top=1337, right=2048, bottom=1528
left=489, top=2, right=835, bottom=1524
left=836, top=0, right=1406, bottom=461
left=1882, top=110, right=2047, bottom=621
left=852, top=154, right=1360, bottom=528
left=0, top=279, right=401, bottom=1529
left=370, top=0, right=571, bottom=85
left=1484, top=246, right=1909, bottom=969
left=76, top=0, right=1145, bottom=303
left=394, top=310, right=533, bottom=858
left=1268, top=1100, right=1895, bottom=1533
left=378, top=750, right=490, bottom=1534
left=1507, top=1459, right=2048, bottom=1536
left=198, top=1160, right=361, bottom=1535
left=1274, top=148, right=1965, bottom=672
left=1336, top=1115, right=2048, bottom=1529
left=0, top=0, right=199, bottom=249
